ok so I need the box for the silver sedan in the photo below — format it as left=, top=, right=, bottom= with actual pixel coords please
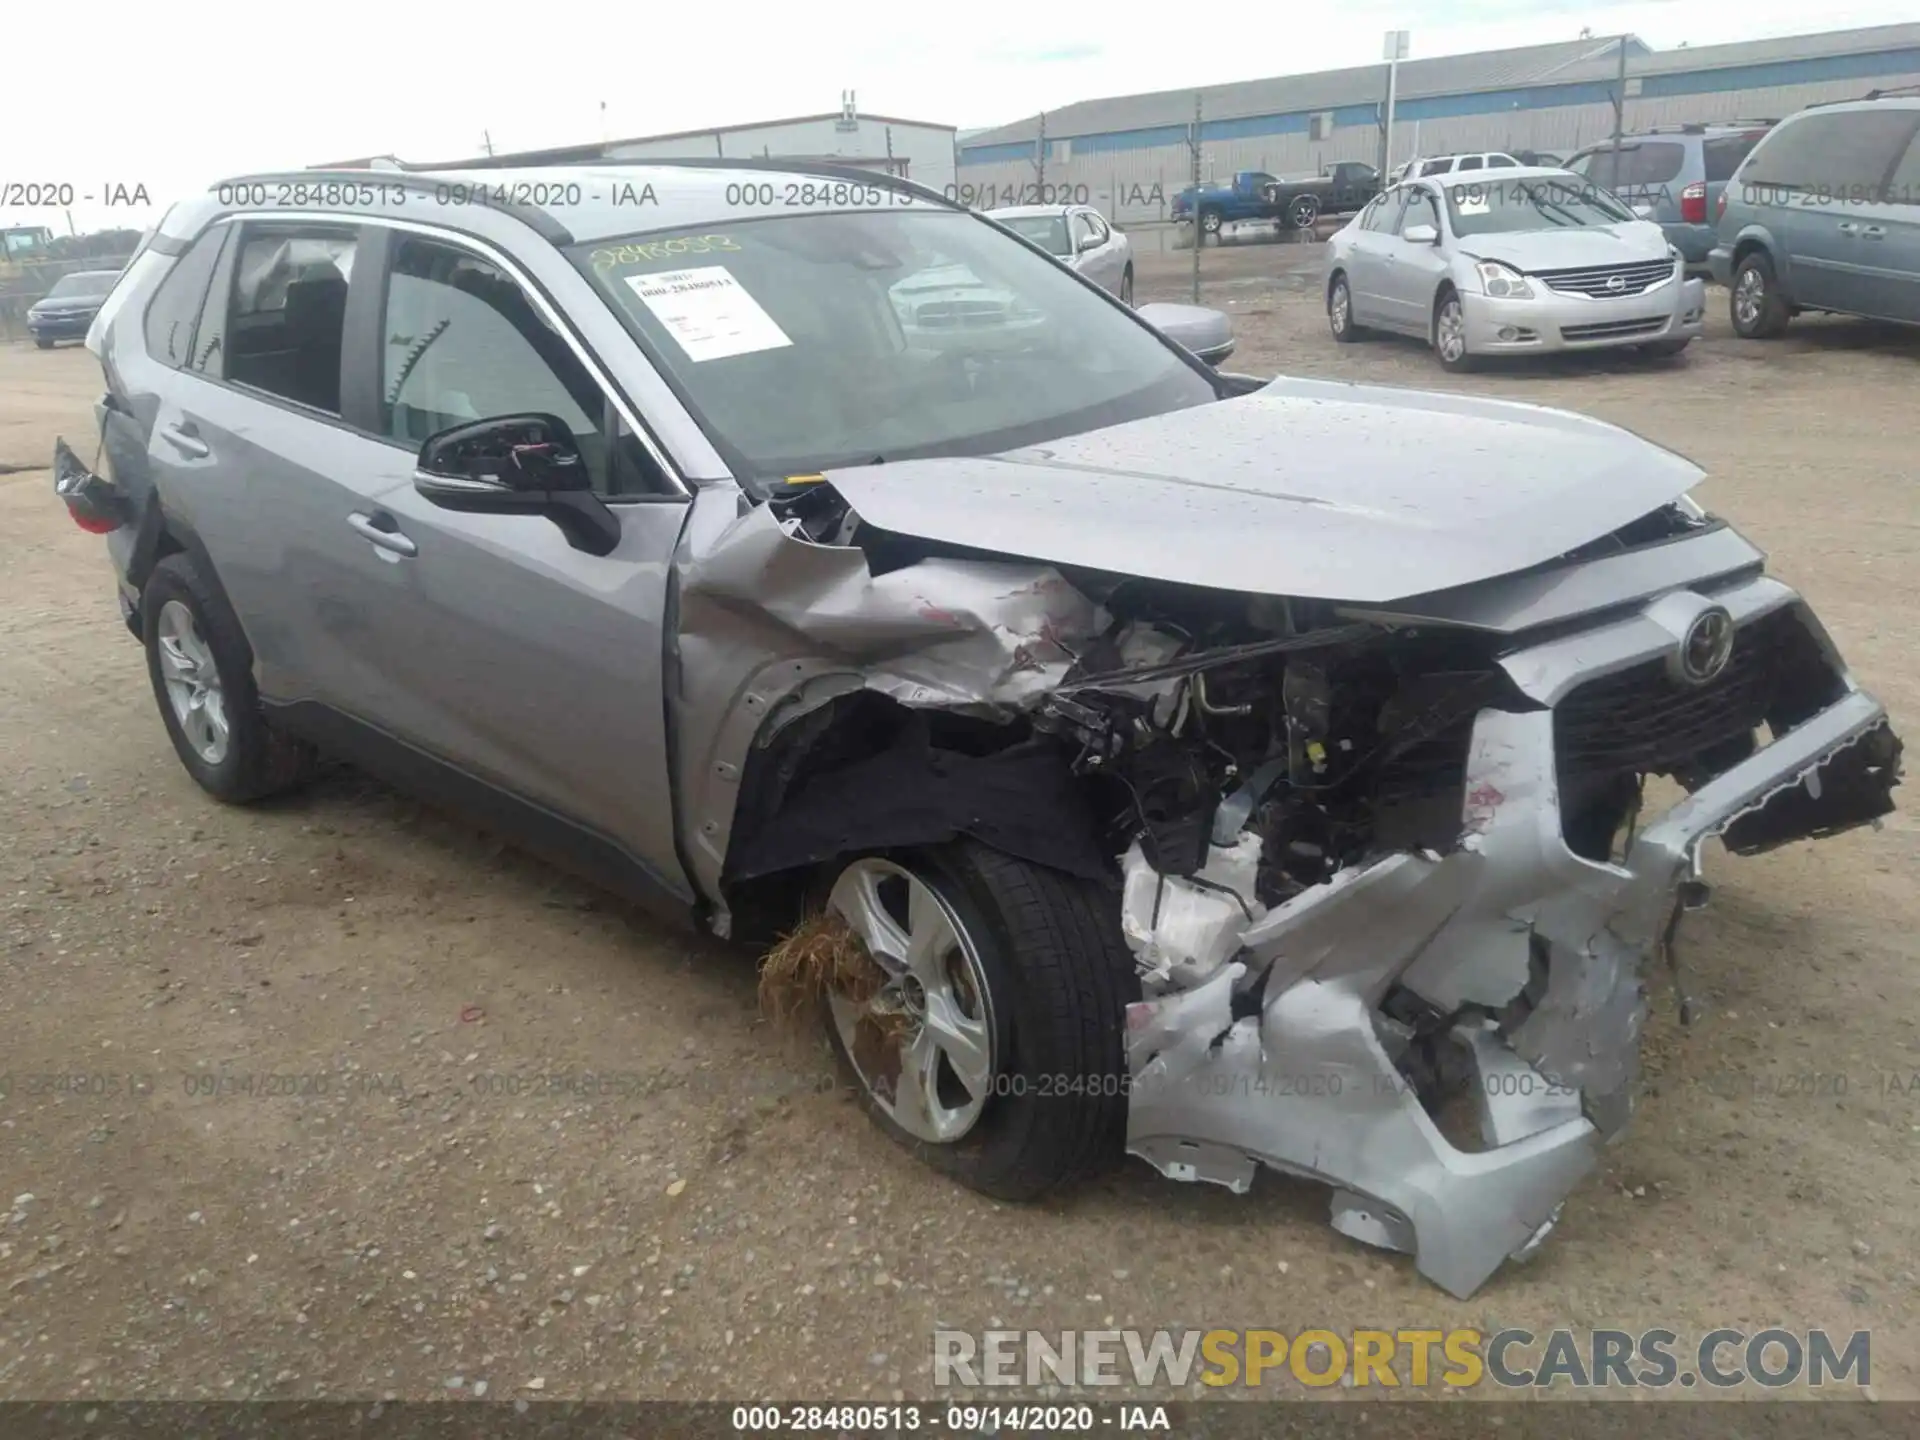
left=987, top=204, right=1135, bottom=305
left=1324, top=169, right=1706, bottom=371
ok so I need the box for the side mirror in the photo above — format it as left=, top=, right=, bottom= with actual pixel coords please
left=413, top=413, right=620, bottom=557
left=1075, top=232, right=1101, bottom=253
left=1632, top=203, right=1655, bottom=220
left=1402, top=223, right=1439, bottom=245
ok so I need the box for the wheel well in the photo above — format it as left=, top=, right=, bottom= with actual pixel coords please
left=1731, top=237, right=1770, bottom=269
left=1430, top=282, right=1458, bottom=338
left=718, top=693, right=1111, bottom=945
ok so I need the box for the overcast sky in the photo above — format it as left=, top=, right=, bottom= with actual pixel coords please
left=6, top=0, right=1914, bottom=233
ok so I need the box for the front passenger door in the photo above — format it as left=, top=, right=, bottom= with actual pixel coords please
left=340, top=228, right=693, bottom=899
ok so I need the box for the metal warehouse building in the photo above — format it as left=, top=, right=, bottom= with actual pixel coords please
left=959, top=23, right=1920, bottom=223
left=326, top=95, right=959, bottom=196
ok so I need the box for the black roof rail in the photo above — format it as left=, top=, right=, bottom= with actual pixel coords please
left=1864, top=83, right=1920, bottom=99
left=396, top=154, right=966, bottom=214
left=208, top=169, right=574, bottom=243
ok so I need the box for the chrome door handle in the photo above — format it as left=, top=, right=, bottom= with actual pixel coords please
left=1836, top=221, right=1860, bottom=235
left=158, top=424, right=209, bottom=459
left=347, top=511, right=417, bottom=558
left=1861, top=225, right=1886, bottom=239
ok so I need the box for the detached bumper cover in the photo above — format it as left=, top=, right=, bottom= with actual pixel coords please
left=1125, top=577, right=1899, bottom=1299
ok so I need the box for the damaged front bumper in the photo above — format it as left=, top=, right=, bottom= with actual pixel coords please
left=1123, top=575, right=1900, bottom=1299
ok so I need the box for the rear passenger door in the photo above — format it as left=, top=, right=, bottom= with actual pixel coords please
left=138, top=219, right=416, bottom=712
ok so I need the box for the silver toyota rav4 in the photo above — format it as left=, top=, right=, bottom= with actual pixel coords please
left=58, top=161, right=1902, bottom=1299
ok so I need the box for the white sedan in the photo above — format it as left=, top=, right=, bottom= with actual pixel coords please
left=987, top=204, right=1135, bottom=305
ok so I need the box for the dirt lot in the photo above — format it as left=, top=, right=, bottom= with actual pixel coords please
left=2, top=245, right=1917, bottom=1405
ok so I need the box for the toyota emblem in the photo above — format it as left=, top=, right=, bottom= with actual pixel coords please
left=1606, top=274, right=1627, bottom=292
left=1677, top=607, right=1735, bottom=685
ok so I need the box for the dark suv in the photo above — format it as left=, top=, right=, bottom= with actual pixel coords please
left=1566, top=122, right=1774, bottom=271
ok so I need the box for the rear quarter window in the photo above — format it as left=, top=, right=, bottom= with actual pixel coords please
left=142, top=224, right=230, bottom=370
left=1742, top=109, right=1920, bottom=195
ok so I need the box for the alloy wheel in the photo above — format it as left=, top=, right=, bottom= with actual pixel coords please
left=156, top=599, right=230, bottom=765
left=1330, top=281, right=1351, bottom=336
left=1734, top=267, right=1765, bottom=329
left=825, top=858, right=996, bottom=1145
left=1436, top=299, right=1468, bottom=363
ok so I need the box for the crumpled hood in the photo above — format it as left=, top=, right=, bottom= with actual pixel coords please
left=823, top=375, right=1705, bottom=604
left=1460, top=222, right=1669, bottom=272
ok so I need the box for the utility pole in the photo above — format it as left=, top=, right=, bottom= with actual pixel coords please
left=1189, top=93, right=1202, bottom=303
left=1610, top=33, right=1629, bottom=167
left=1033, top=112, right=1047, bottom=199
left=1382, top=30, right=1410, bottom=176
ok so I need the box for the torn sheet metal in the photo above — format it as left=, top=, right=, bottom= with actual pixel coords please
left=1124, top=582, right=1899, bottom=1299
left=671, top=489, right=1106, bottom=914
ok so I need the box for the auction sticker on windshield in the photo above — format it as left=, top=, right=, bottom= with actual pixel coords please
left=621, top=265, right=792, bottom=362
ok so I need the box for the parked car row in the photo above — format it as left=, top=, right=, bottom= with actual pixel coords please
left=1323, top=87, right=1920, bottom=369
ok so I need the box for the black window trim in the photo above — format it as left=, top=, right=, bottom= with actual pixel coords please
left=165, top=210, right=692, bottom=503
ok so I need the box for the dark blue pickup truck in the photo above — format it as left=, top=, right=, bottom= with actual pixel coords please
left=1173, top=162, right=1382, bottom=238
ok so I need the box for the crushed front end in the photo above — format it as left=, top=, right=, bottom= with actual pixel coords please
left=1094, top=572, right=1899, bottom=1298
left=681, top=469, right=1900, bottom=1300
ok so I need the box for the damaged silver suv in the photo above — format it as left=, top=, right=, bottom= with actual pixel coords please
left=60, top=161, right=1902, bottom=1300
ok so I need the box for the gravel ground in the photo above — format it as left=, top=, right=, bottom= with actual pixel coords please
left=1, top=247, right=1916, bottom=1404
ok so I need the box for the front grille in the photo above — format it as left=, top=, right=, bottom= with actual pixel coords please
left=1553, top=607, right=1795, bottom=785
left=1562, top=317, right=1667, bottom=341
left=1534, top=259, right=1674, bottom=298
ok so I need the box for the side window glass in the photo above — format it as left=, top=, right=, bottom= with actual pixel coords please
left=1488, top=154, right=1517, bottom=168
left=143, top=225, right=229, bottom=370
left=1457, top=156, right=1484, bottom=172
left=382, top=237, right=618, bottom=495
left=225, top=225, right=358, bottom=414
left=1397, top=190, right=1440, bottom=235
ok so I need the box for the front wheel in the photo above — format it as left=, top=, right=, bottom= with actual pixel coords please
left=1288, top=194, right=1320, bottom=230
left=817, top=843, right=1138, bottom=1201
left=1119, top=266, right=1134, bottom=307
left=1433, top=290, right=1477, bottom=372
left=35, top=338, right=54, bottom=350
left=1731, top=252, right=1790, bottom=338
left=1199, top=208, right=1222, bottom=239
left=1328, top=273, right=1364, bottom=342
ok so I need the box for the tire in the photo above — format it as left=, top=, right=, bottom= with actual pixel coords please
left=1730, top=251, right=1790, bottom=339
left=1328, top=272, right=1364, bottom=342
left=142, top=552, right=317, bottom=804
left=1199, top=207, right=1223, bottom=240
left=1288, top=194, right=1320, bottom=230
left=1641, top=337, right=1690, bottom=358
left=818, top=842, right=1138, bottom=1201
left=1432, top=288, right=1477, bottom=372
left=35, top=338, right=54, bottom=350
left=1119, top=266, right=1134, bottom=307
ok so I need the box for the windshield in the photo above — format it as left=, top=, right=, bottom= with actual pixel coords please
left=996, top=214, right=1072, bottom=257
left=573, top=210, right=1214, bottom=483
left=48, top=272, right=117, bottom=299
left=1445, top=178, right=1636, bottom=236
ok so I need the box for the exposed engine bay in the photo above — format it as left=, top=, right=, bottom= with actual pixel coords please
left=673, top=452, right=1902, bottom=1299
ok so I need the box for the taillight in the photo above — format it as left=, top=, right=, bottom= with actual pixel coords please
left=66, top=507, right=121, bottom=535
left=1680, top=182, right=1707, bottom=224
